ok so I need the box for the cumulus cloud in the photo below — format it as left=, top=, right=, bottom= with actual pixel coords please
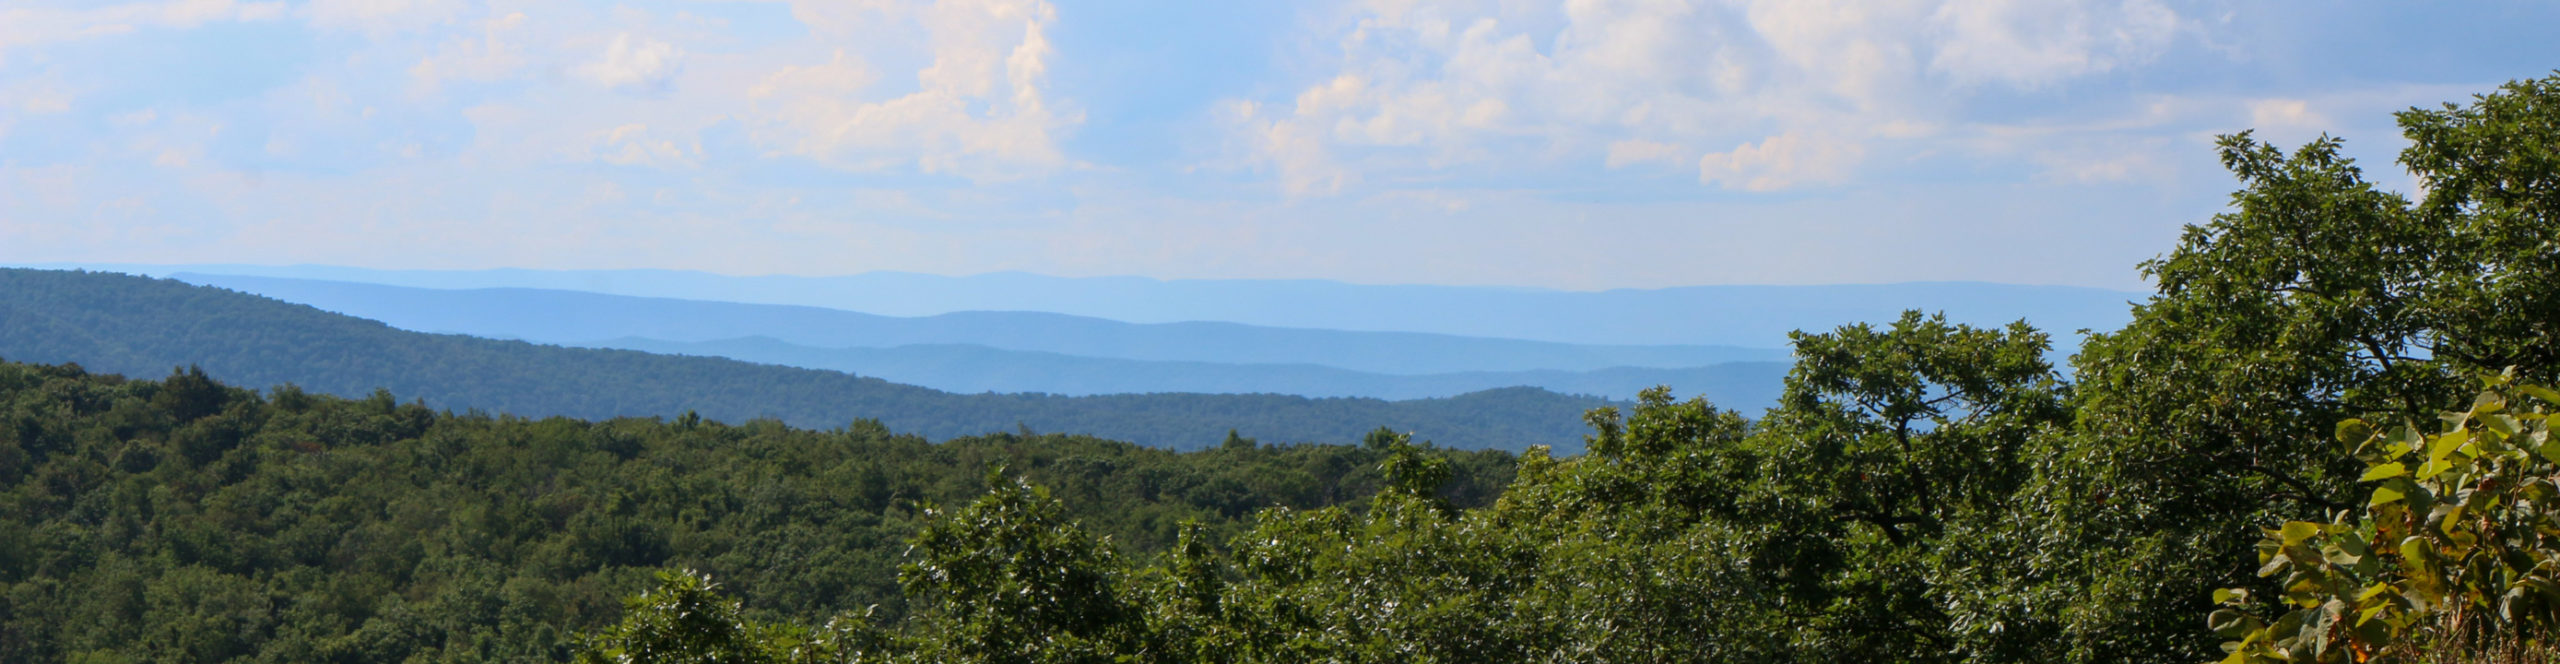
left=748, top=0, right=1078, bottom=180
left=2247, top=98, right=2329, bottom=133
left=1222, top=0, right=2195, bottom=194
left=578, top=33, right=684, bottom=95
left=590, top=123, right=697, bottom=167
left=1697, top=131, right=1863, bottom=191
left=1926, top=0, right=2180, bottom=88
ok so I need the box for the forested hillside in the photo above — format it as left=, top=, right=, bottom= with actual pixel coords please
left=0, top=269, right=1613, bottom=451
left=0, top=360, right=1514, bottom=662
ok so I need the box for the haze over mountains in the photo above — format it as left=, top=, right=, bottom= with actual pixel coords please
left=1, top=263, right=2144, bottom=412
left=40, top=263, right=2142, bottom=348
left=162, top=274, right=1786, bottom=374
left=140, top=273, right=1786, bottom=405
left=584, top=336, right=1795, bottom=402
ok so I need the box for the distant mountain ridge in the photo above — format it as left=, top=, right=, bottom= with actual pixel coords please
left=586, top=335, right=1793, bottom=405
left=0, top=269, right=1617, bottom=451
left=162, top=273, right=1789, bottom=375
left=37, top=263, right=2143, bottom=347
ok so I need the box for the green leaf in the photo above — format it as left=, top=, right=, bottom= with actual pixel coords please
left=2359, top=463, right=2407, bottom=481
left=2398, top=537, right=2433, bottom=571
left=2520, top=385, right=2560, bottom=407
left=2281, top=521, right=2322, bottom=546
left=2369, top=482, right=2409, bottom=507
left=2208, top=608, right=2257, bottom=637
left=2428, top=429, right=2470, bottom=463
left=2484, top=414, right=2521, bottom=438
left=2386, top=425, right=2425, bottom=457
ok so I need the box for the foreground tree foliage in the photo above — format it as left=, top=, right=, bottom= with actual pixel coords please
left=2213, top=376, right=2560, bottom=663
left=574, top=75, right=2560, bottom=664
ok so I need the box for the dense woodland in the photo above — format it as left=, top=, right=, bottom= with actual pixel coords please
left=3, top=76, right=2558, bottom=663
left=0, top=360, right=1513, bottom=661
left=0, top=272, right=1611, bottom=452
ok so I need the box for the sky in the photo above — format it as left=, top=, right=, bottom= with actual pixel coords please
left=1, top=0, right=2555, bottom=290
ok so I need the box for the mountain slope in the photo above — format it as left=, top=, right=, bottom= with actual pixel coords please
left=165, top=273, right=1789, bottom=374
left=0, top=269, right=1616, bottom=451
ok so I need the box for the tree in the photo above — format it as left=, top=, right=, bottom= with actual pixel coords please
left=896, top=471, right=1139, bottom=664
left=575, top=570, right=800, bottom=664
left=2047, top=74, right=2560, bottom=662
left=2212, top=377, right=2560, bottom=662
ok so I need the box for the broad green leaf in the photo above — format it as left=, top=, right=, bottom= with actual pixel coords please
left=2471, top=392, right=2507, bottom=416
left=2398, top=536, right=2432, bottom=571
left=2359, top=462, right=2406, bottom=481
left=2520, top=384, right=2560, bottom=406
left=2281, top=521, right=2321, bottom=546
left=2484, top=413, right=2521, bottom=438
left=2387, top=425, right=2424, bottom=457
left=2428, top=429, right=2470, bottom=463
left=2369, top=482, right=2408, bottom=507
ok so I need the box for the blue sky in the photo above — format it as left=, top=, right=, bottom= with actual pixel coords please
left=2, top=0, right=2554, bottom=290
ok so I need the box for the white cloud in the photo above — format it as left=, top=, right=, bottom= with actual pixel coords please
left=409, top=11, right=529, bottom=94
left=305, top=0, right=466, bottom=35
left=0, top=0, right=285, bottom=54
left=1698, top=131, right=1863, bottom=191
left=578, top=33, right=684, bottom=95
left=2247, top=98, right=2328, bottom=133
left=1925, top=0, right=2179, bottom=88
left=1222, top=0, right=2198, bottom=194
left=590, top=123, right=697, bottom=167
left=748, top=0, right=1078, bottom=180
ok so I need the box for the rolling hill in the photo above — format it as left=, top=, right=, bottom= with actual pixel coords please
left=0, top=269, right=1620, bottom=451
